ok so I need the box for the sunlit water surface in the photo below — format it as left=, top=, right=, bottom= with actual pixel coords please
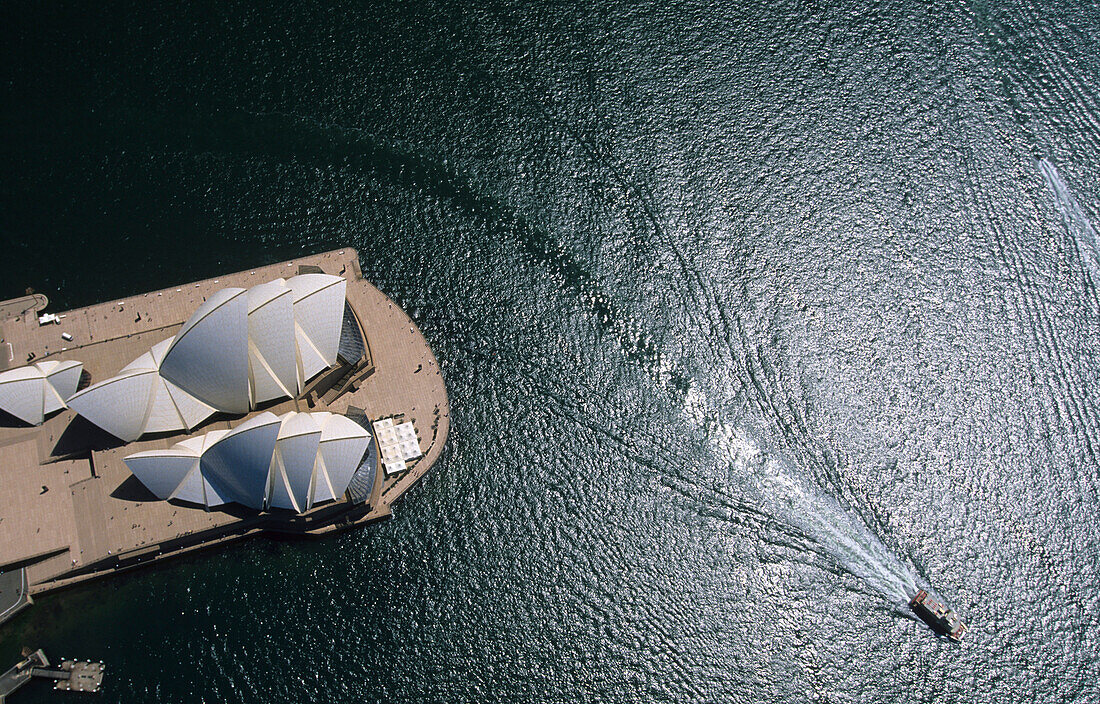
left=2, top=1, right=1100, bottom=701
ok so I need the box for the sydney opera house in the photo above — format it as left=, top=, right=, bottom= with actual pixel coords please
left=66, top=273, right=350, bottom=441
left=0, top=249, right=448, bottom=620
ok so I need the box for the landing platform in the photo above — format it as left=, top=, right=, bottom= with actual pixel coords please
left=51, top=660, right=105, bottom=692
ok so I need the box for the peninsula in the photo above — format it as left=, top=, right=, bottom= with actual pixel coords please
left=0, top=249, right=449, bottom=624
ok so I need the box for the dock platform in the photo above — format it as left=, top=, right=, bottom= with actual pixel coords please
left=0, top=649, right=105, bottom=701
left=45, top=660, right=106, bottom=693
left=0, top=649, right=46, bottom=702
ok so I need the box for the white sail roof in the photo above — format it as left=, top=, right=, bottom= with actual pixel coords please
left=176, top=430, right=229, bottom=506
left=123, top=448, right=201, bottom=500
left=66, top=343, right=215, bottom=441
left=288, top=274, right=346, bottom=381
left=40, top=359, right=83, bottom=393
left=0, top=360, right=84, bottom=426
left=68, top=273, right=351, bottom=441
left=0, top=366, right=44, bottom=426
left=40, top=360, right=83, bottom=414
left=5, top=366, right=45, bottom=419
left=310, top=456, right=338, bottom=505
left=42, top=384, right=66, bottom=415
left=67, top=368, right=157, bottom=442
left=142, top=378, right=186, bottom=434
left=294, top=326, right=330, bottom=385
left=143, top=274, right=350, bottom=409
left=200, top=412, right=281, bottom=509
left=270, top=412, right=322, bottom=512
left=247, top=279, right=298, bottom=404
left=123, top=411, right=371, bottom=514
left=161, top=287, right=251, bottom=414
left=164, top=378, right=218, bottom=429
left=149, top=337, right=173, bottom=367
left=317, top=414, right=372, bottom=501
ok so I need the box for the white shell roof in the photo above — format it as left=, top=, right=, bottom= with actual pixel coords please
left=318, top=414, right=372, bottom=499
left=161, top=287, right=251, bottom=414
left=0, top=366, right=45, bottom=426
left=164, top=378, right=218, bottom=429
left=247, top=279, right=298, bottom=404
left=270, top=411, right=322, bottom=512
left=40, top=360, right=83, bottom=414
left=123, top=449, right=200, bottom=500
left=289, top=274, right=346, bottom=382
left=0, top=360, right=84, bottom=426
left=67, top=368, right=157, bottom=442
left=123, top=411, right=371, bottom=513
left=200, top=412, right=282, bottom=510
left=66, top=344, right=215, bottom=441
left=69, top=273, right=351, bottom=440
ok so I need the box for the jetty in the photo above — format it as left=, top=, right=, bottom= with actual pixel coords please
left=0, top=649, right=104, bottom=701
left=0, top=249, right=449, bottom=621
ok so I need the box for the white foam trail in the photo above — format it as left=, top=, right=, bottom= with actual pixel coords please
left=1039, top=158, right=1100, bottom=283
left=761, top=466, right=917, bottom=602
left=688, top=393, right=917, bottom=603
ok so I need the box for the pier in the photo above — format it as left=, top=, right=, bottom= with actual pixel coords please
left=0, top=649, right=104, bottom=701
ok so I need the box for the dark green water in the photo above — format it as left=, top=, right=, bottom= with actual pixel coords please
left=3, top=1, right=1100, bottom=701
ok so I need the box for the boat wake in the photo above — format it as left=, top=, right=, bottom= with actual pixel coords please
left=1039, top=158, right=1100, bottom=297
left=699, top=404, right=917, bottom=604
left=758, top=459, right=917, bottom=603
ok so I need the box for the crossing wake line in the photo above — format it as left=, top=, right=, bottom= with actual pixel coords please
left=685, top=389, right=918, bottom=604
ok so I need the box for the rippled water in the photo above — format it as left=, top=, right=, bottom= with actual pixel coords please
left=3, top=1, right=1100, bottom=701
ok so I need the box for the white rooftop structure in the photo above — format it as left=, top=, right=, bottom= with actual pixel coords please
left=0, top=360, right=83, bottom=426
left=247, top=279, right=298, bottom=405
left=373, top=418, right=421, bottom=476
left=66, top=338, right=217, bottom=442
left=124, top=411, right=371, bottom=513
left=69, top=274, right=349, bottom=441
left=288, top=274, right=347, bottom=384
left=160, top=287, right=252, bottom=414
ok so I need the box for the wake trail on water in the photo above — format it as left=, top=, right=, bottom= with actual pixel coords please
left=760, top=461, right=917, bottom=603
left=1039, top=159, right=1100, bottom=302
left=701, top=407, right=918, bottom=604
left=519, top=89, right=923, bottom=605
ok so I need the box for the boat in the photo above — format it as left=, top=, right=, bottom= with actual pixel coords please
left=909, top=589, right=967, bottom=641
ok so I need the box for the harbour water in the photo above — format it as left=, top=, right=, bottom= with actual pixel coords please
left=2, top=1, right=1100, bottom=701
